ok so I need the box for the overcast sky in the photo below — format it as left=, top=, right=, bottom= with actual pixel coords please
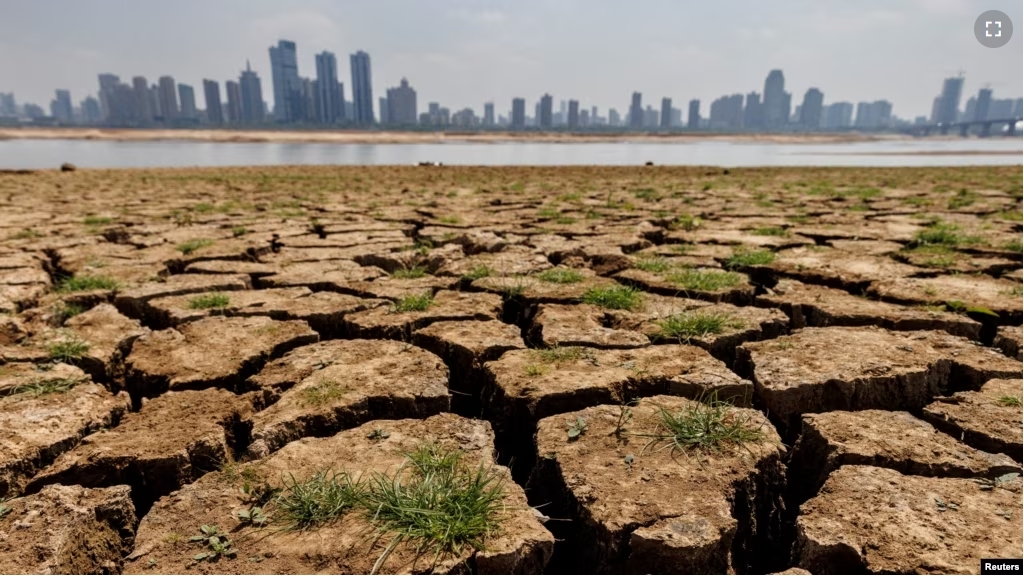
left=1, top=0, right=1021, bottom=118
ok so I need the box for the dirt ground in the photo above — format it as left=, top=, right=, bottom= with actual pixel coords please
left=0, top=165, right=1021, bottom=574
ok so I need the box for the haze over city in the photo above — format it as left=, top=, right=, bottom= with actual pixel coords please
left=2, top=0, right=1022, bottom=123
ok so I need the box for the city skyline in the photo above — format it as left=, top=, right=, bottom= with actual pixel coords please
left=1, top=0, right=1021, bottom=118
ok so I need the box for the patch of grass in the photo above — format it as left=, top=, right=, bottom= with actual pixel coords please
left=664, top=269, right=741, bottom=292
left=83, top=216, right=113, bottom=226
left=554, top=216, right=577, bottom=225
left=634, top=188, right=660, bottom=201
left=276, top=469, right=363, bottom=530
left=299, top=379, right=347, bottom=406
left=394, top=292, right=433, bottom=312
left=176, top=238, right=214, bottom=255
left=580, top=285, right=644, bottom=311
left=536, top=268, right=584, bottom=284
left=669, top=243, right=694, bottom=254
left=524, top=364, right=546, bottom=377
left=5, top=377, right=83, bottom=397
left=633, top=257, right=671, bottom=273
left=188, top=293, right=230, bottom=310
left=360, top=444, right=506, bottom=572
left=911, top=221, right=982, bottom=248
left=995, top=395, right=1022, bottom=408
left=231, top=226, right=249, bottom=237
left=462, top=265, right=493, bottom=281
left=52, top=302, right=85, bottom=325
left=669, top=214, right=701, bottom=231
left=653, top=311, right=743, bottom=343
left=193, top=203, right=216, bottom=214
left=537, top=206, right=559, bottom=219
left=438, top=215, right=462, bottom=225
left=392, top=266, right=427, bottom=279
left=534, top=346, right=593, bottom=365
left=723, top=249, right=775, bottom=270
left=10, top=228, right=43, bottom=240
left=566, top=416, right=588, bottom=441
left=947, top=189, right=977, bottom=210
left=751, top=226, right=789, bottom=237
left=55, top=275, right=119, bottom=293
left=1000, top=239, right=1022, bottom=253
left=48, top=337, right=89, bottom=364
left=189, top=525, right=237, bottom=562
left=642, top=393, right=765, bottom=455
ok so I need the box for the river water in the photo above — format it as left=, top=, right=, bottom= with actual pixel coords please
left=0, top=137, right=1020, bottom=169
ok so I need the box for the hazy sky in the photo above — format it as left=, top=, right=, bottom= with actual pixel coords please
left=2, top=0, right=1021, bottom=118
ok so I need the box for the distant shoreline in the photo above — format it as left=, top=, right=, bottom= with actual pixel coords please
left=0, top=126, right=913, bottom=145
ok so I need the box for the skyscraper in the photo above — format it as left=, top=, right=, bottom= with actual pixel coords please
left=659, top=97, right=672, bottom=129
left=629, top=92, right=643, bottom=129
left=762, top=69, right=790, bottom=128
left=225, top=81, right=242, bottom=124
left=567, top=100, right=579, bottom=128
left=314, top=51, right=343, bottom=124
left=97, top=73, right=120, bottom=120
left=687, top=99, right=700, bottom=129
left=743, top=92, right=762, bottom=129
left=708, top=94, right=744, bottom=130
left=239, top=61, right=265, bottom=124
left=539, top=93, right=553, bottom=128
left=131, top=76, right=152, bottom=122
left=0, top=93, right=16, bottom=117
left=350, top=51, right=374, bottom=125
left=178, top=84, right=197, bottom=120
left=378, top=97, right=389, bottom=124
left=608, top=108, right=621, bottom=126
left=511, top=98, right=526, bottom=129
left=823, top=102, right=853, bottom=129
left=203, top=80, right=223, bottom=124
left=386, top=78, right=417, bottom=125
left=483, top=102, right=495, bottom=126
left=799, top=88, right=824, bottom=129
left=934, top=76, right=963, bottom=125
left=974, top=88, right=992, bottom=122
left=157, top=76, right=179, bottom=121
left=80, top=96, right=102, bottom=124
left=269, top=40, right=301, bottom=122
left=50, top=90, right=73, bottom=123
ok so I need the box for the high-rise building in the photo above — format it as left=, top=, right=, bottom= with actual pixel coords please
left=239, top=61, right=265, bottom=124
left=314, top=51, right=343, bottom=124
left=269, top=40, right=301, bottom=122
left=987, top=98, right=1015, bottom=120
left=131, top=76, right=152, bottom=122
left=511, top=98, right=526, bottom=129
left=823, top=102, right=853, bottom=129
left=178, top=84, right=197, bottom=119
left=80, top=96, right=102, bottom=124
left=50, top=89, right=73, bottom=123
left=350, top=51, right=374, bottom=125
left=799, top=88, right=824, bottom=129
left=743, top=92, right=762, bottom=129
left=539, top=93, right=553, bottom=128
left=854, top=100, right=893, bottom=129
left=962, top=97, right=977, bottom=122
left=762, top=69, right=789, bottom=128
left=483, top=102, right=495, bottom=126
left=225, top=81, right=242, bottom=124
left=567, top=100, right=579, bottom=129
left=378, top=96, right=389, bottom=124
left=580, top=109, right=590, bottom=126
left=0, top=93, right=16, bottom=117
left=97, top=73, right=120, bottom=120
left=157, top=76, right=179, bottom=121
left=687, top=99, right=700, bottom=129
left=203, top=80, right=223, bottom=124
left=933, top=76, right=963, bottom=125
left=974, top=88, right=993, bottom=122
left=608, top=108, right=620, bottom=126
left=300, top=78, right=317, bottom=122
left=708, top=94, right=745, bottom=130
left=629, top=92, right=643, bottom=129
left=669, top=107, right=682, bottom=127
left=386, top=78, right=417, bottom=125
left=148, top=85, right=161, bottom=119
left=659, top=97, right=672, bottom=129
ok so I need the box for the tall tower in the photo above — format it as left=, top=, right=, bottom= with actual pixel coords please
left=269, top=40, right=300, bottom=122
left=762, top=69, right=787, bottom=128
left=350, top=50, right=375, bottom=126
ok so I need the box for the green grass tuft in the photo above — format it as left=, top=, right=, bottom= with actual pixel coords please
left=52, top=302, right=85, bottom=325
left=536, top=268, right=584, bottom=284
left=392, top=266, right=427, bottom=279
left=299, top=379, right=348, bottom=406
left=664, top=269, right=741, bottom=291
left=533, top=346, right=593, bottom=365
left=55, top=275, right=119, bottom=293
left=188, top=293, right=231, bottom=310
left=6, top=377, right=83, bottom=397
left=580, top=285, right=644, bottom=310
left=47, top=337, right=89, bottom=364
left=911, top=221, right=982, bottom=248
left=394, top=292, right=433, bottom=312
left=646, top=394, right=765, bottom=455
left=83, top=216, right=113, bottom=226
left=996, top=395, right=1022, bottom=408
left=176, top=238, right=214, bottom=255
left=723, top=249, right=775, bottom=270
left=462, top=265, right=493, bottom=281
left=276, top=469, right=363, bottom=530
left=654, top=310, right=743, bottom=342
left=633, top=257, right=671, bottom=273
left=361, top=445, right=506, bottom=572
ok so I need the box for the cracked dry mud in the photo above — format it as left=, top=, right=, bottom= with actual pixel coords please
left=0, top=165, right=1020, bottom=574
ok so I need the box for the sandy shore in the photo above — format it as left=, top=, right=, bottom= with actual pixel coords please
left=0, top=126, right=902, bottom=145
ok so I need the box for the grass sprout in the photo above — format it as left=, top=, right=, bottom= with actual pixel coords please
left=394, top=292, right=433, bottom=312
left=188, top=293, right=230, bottom=310
left=536, top=268, right=584, bottom=284
left=654, top=310, right=743, bottom=342
left=580, top=285, right=644, bottom=310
